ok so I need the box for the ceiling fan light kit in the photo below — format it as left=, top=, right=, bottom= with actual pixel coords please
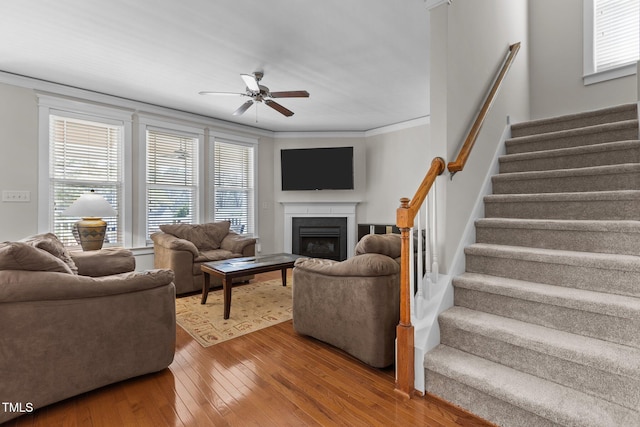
left=200, top=71, right=309, bottom=117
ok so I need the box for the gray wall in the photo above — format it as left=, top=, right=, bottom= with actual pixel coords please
left=0, top=83, right=39, bottom=241
left=529, top=0, right=637, bottom=119
left=430, top=0, right=531, bottom=272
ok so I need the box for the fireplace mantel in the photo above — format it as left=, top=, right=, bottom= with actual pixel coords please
left=282, top=202, right=358, bottom=258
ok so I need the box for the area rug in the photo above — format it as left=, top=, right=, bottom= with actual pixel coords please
left=175, top=278, right=293, bottom=347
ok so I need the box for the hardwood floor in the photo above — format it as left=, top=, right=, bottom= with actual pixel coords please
left=7, top=272, right=493, bottom=427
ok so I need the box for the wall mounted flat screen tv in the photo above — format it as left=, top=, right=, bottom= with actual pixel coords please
left=281, top=147, right=354, bottom=191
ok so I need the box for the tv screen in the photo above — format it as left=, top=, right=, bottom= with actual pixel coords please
left=281, top=147, right=354, bottom=191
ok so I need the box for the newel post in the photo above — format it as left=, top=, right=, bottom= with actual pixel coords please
left=395, top=197, right=414, bottom=398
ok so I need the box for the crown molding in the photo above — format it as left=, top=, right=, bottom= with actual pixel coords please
left=0, top=70, right=429, bottom=140
left=424, top=0, right=451, bottom=11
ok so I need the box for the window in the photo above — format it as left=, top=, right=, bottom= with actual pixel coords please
left=49, top=114, right=123, bottom=246
left=213, top=140, right=255, bottom=235
left=584, top=0, right=639, bottom=84
left=146, top=128, right=199, bottom=238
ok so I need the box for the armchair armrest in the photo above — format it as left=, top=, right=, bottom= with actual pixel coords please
left=150, top=232, right=199, bottom=257
left=70, top=247, right=136, bottom=277
left=0, top=269, right=175, bottom=303
left=293, top=253, right=399, bottom=277
left=220, top=231, right=257, bottom=255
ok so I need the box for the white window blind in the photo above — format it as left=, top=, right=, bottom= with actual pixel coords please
left=50, top=115, right=123, bottom=246
left=214, top=141, right=255, bottom=234
left=146, top=129, right=198, bottom=238
left=595, top=0, right=639, bottom=72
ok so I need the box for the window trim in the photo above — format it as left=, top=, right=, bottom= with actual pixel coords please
left=136, top=115, right=205, bottom=246
left=37, top=94, right=133, bottom=247
left=209, top=131, right=258, bottom=237
left=583, top=0, right=639, bottom=85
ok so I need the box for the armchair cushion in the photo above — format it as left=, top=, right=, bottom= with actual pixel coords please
left=19, top=232, right=78, bottom=274
left=159, top=221, right=230, bottom=250
left=70, top=247, right=136, bottom=277
left=0, top=242, right=73, bottom=274
left=294, top=253, right=399, bottom=277
left=150, top=232, right=199, bottom=256
left=355, top=233, right=401, bottom=258
left=220, top=231, right=258, bottom=253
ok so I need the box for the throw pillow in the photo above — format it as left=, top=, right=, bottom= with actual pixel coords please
left=0, top=242, right=73, bottom=274
left=20, top=233, right=78, bottom=274
left=160, top=221, right=230, bottom=250
left=355, top=233, right=402, bottom=259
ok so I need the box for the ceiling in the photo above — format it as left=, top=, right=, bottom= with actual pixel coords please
left=0, top=0, right=430, bottom=133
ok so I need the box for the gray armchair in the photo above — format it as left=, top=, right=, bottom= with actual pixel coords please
left=292, top=233, right=401, bottom=368
left=151, top=221, right=257, bottom=295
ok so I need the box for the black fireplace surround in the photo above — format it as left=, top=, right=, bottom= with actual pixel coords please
left=292, top=217, right=348, bottom=261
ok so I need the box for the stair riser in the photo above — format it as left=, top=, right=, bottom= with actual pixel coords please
left=465, top=252, right=640, bottom=297
left=484, top=198, right=640, bottom=221
left=499, top=146, right=640, bottom=173
left=475, top=226, right=640, bottom=256
left=425, top=371, right=560, bottom=427
left=506, top=127, right=638, bottom=155
left=492, top=171, right=640, bottom=195
left=440, top=323, right=640, bottom=410
left=453, top=287, right=640, bottom=348
left=511, top=107, right=638, bottom=138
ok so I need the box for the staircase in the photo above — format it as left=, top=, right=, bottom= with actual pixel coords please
left=424, top=104, right=640, bottom=426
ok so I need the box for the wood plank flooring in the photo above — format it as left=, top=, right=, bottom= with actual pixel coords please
left=7, top=272, right=493, bottom=427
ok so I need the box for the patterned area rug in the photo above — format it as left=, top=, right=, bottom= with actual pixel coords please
left=175, top=278, right=293, bottom=347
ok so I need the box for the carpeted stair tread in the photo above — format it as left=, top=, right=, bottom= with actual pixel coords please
left=475, top=218, right=640, bottom=255
left=505, top=119, right=638, bottom=155
left=464, top=243, right=640, bottom=297
left=484, top=190, right=640, bottom=220
left=498, top=140, right=640, bottom=173
left=454, top=271, right=640, bottom=319
left=425, top=345, right=640, bottom=427
left=510, top=103, right=637, bottom=138
left=492, top=163, right=640, bottom=194
left=439, top=306, right=640, bottom=380
left=475, top=217, right=640, bottom=233
left=439, top=307, right=640, bottom=410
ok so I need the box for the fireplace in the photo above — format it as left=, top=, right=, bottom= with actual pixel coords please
left=292, top=217, right=347, bottom=261
left=282, top=202, right=358, bottom=259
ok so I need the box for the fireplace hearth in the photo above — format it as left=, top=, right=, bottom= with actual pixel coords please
left=292, top=217, right=347, bottom=261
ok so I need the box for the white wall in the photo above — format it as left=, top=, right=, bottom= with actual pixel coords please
left=0, top=83, right=39, bottom=241
left=529, top=0, right=636, bottom=119
left=363, top=123, right=430, bottom=224
left=430, top=0, right=530, bottom=272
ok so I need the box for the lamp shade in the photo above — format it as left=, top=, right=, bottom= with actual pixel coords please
left=62, top=191, right=116, bottom=218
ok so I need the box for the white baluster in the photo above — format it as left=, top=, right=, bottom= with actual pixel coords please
left=431, top=180, right=439, bottom=284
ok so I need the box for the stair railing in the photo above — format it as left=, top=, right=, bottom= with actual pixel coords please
left=448, top=42, right=521, bottom=176
left=394, top=42, right=521, bottom=398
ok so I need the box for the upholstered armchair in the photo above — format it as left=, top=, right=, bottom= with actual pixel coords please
left=151, top=221, right=257, bottom=295
left=0, top=233, right=176, bottom=423
left=292, top=233, right=401, bottom=368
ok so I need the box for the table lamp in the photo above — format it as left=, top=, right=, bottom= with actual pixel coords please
left=63, top=190, right=116, bottom=251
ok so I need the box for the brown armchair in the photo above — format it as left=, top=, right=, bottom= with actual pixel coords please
left=292, top=233, right=401, bottom=368
left=151, top=221, right=257, bottom=295
left=0, top=234, right=175, bottom=423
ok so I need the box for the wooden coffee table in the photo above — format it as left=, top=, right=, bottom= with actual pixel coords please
left=200, top=253, right=305, bottom=319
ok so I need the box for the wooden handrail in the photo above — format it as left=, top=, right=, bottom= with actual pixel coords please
left=395, top=156, right=445, bottom=398
left=447, top=42, right=521, bottom=176
left=394, top=41, right=521, bottom=398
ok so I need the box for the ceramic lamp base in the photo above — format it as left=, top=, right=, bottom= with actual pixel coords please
left=76, top=218, right=107, bottom=251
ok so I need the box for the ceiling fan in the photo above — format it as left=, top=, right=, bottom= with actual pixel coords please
left=199, top=71, right=310, bottom=117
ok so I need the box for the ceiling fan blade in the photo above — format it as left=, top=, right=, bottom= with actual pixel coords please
left=240, top=74, right=260, bottom=92
left=233, top=100, right=254, bottom=116
left=265, top=99, right=294, bottom=117
left=199, top=91, right=247, bottom=96
left=269, top=90, right=310, bottom=98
